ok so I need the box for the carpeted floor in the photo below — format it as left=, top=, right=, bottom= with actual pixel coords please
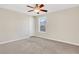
left=0, top=36, right=79, bottom=54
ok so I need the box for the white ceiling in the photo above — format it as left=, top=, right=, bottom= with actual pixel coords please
left=0, top=4, right=79, bottom=16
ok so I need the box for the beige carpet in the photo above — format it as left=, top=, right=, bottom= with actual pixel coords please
left=0, top=36, right=79, bottom=54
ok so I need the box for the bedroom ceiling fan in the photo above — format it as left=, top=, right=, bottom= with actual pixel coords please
left=27, top=4, right=48, bottom=14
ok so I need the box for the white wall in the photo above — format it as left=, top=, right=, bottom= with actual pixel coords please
left=0, top=8, right=30, bottom=43
left=29, top=16, right=35, bottom=36
left=35, top=6, right=79, bottom=45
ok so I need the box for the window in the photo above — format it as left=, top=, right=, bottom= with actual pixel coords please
left=39, top=16, right=47, bottom=32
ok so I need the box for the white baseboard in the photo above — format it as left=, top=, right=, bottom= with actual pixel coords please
left=47, top=37, right=79, bottom=46
left=0, top=36, right=30, bottom=44
left=35, top=35, right=79, bottom=46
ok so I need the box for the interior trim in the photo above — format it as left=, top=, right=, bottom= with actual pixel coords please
left=0, top=36, right=30, bottom=44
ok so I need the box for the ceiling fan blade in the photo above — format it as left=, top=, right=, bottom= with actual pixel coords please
left=28, top=10, right=34, bottom=12
left=27, top=5, right=34, bottom=8
left=41, top=10, right=48, bottom=12
left=39, top=4, right=44, bottom=8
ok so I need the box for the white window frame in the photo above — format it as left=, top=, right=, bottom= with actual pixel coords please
left=38, top=16, right=47, bottom=33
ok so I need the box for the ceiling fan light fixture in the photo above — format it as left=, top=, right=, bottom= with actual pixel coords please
left=34, top=9, right=40, bottom=12
left=27, top=4, right=48, bottom=14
